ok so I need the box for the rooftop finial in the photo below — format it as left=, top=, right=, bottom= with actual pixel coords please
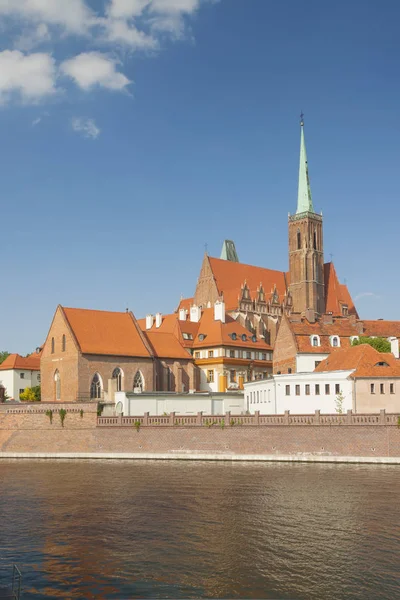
left=300, top=110, right=304, bottom=126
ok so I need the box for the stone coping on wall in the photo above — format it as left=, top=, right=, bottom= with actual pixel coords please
left=1, top=452, right=400, bottom=464
left=1, top=401, right=98, bottom=414
left=97, top=409, right=400, bottom=427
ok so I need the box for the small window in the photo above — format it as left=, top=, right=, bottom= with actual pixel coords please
left=208, top=350, right=214, bottom=358
left=285, top=385, right=290, bottom=396
left=230, top=350, right=235, bottom=358
left=315, top=361, right=321, bottom=368
left=257, top=391, right=259, bottom=403
left=19, top=389, right=24, bottom=395
left=297, top=230, right=301, bottom=250
left=390, top=383, right=395, bottom=394
left=51, top=337, right=55, bottom=354
left=330, top=336, right=340, bottom=348
left=198, top=334, right=205, bottom=341
left=325, top=384, right=330, bottom=395
left=182, top=332, right=193, bottom=340
left=380, top=383, right=385, bottom=394
left=207, top=370, right=214, bottom=383
left=231, top=333, right=237, bottom=341
left=194, top=351, right=200, bottom=359
left=335, top=384, right=340, bottom=395
left=230, top=370, right=236, bottom=382
left=312, top=336, right=319, bottom=347
left=246, top=351, right=251, bottom=359
left=37, top=374, right=41, bottom=383
left=295, top=384, right=300, bottom=396
left=251, top=335, right=257, bottom=342
left=370, top=383, right=375, bottom=394
left=62, top=334, right=66, bottom=352
left=20, top=373, right=25, bottom=379
left=241, top=334, right=247, bottom=341
left=288, top=368, right=292, bottom=374
left=262, top=353, right=267, bottom=360
left=376, top=362, right=389, bottom=367
left=315, top=384, right=320, bottom=395
left=305, top=384, right=310, bottom=395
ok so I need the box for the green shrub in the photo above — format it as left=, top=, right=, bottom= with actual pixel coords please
left=45, top=409, right=53, bottom=424
left=80, top=409, right=84, bottom=419
left=134, top=420, right=141, bottom=432
left=59, top=408, right=67, bottom=427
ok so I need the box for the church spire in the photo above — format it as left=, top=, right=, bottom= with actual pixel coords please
left=296, top=115, right=315, bottom=214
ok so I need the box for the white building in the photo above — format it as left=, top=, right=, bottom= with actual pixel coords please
left=115, top=390, right=245, bottom=416
left=245, top=370, right=354, bottom=414
left=0, top=353, right=41, bottom=401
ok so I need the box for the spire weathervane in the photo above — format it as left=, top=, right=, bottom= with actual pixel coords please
left=300, top=111, right=304, bottom=126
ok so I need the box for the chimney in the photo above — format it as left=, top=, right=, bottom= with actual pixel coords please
left=155, top=312, right=162, bottom=328
left=190, top=305, right=201, bottom=323
left=389, top=337, right=399, bottom=359
left=145, top=314, right=154, bottom=330
left=305, top=308, right=315, bottom=324
left=179, top=308, right=187, bottom=321
left=323, top=313, right=333, bottom=325
left=214, top=300, right=226, bottom=323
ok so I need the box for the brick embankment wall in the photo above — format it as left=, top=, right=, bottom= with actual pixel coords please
left=1, top=406, right=400, bottom=460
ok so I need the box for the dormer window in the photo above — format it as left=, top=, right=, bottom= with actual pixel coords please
left=342, top=304, right=348, bottom=316
left=376, top=361, right=389, bottom=367
left=330, top=335, right=340, bottom=348
left=310, top=335, right=320, bottom=347
left=350, top=336, right=359, bottom=344
left=251, top=335, right=257, bottom=342
left=198, top=334, right=206, bottom=341
left=241, top=334, right=247, bottom=341
left=231, top=333, right=237, bottom=341
left=182, top=333, right=193, bottom=340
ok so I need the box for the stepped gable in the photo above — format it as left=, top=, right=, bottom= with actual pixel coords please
left=314, top=344, right=400, bottom=378
left=62, top=307, right=152, bottom=358
left=0, top=353, right=40, bottom=371
left=208, top=256, right=287, bottom=309
left=290, top=317, right=359, bottom=354
left=324, top=262, right=358, bottom=317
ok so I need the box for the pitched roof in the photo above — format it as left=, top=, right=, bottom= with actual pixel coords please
left=145, top=332, right=192, bottom=360
left=324, top=262, right=358, bottom=317
left=177, top=297, right=193, bottom=312
left=0, top=353, right=40, bottom=371
left=208, top=256, right=287, bottom=310
left=290, top=317, right=360, bottom=354
left=361, top=320, right=400, bottom=339
left=62, top=307, right=152, bottom=358
left=314, top=344, right=400, bottom=378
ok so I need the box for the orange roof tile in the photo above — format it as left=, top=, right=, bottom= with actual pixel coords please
left=290, top=318, right=360, bottom=354
left=324, top=262, right=358, bottom=317
left=209, top=257, right=287, bottom=309
left=62, top=307, right=152, bottom=358
left=0, top=353, right=40, bottom=371
left=176, top=297, right=193, bottom=312
left=361, top=320, right=400, bottom=339
left=145, top=332, right=192, bottom=360
left=314, top=344, right=400, bottom=378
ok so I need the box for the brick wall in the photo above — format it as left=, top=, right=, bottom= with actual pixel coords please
left=1, top=407, right=400, bottom=458
left=273, top=315, right=297, bottom=374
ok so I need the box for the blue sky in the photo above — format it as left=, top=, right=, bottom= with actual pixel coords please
left=0, top=0, right=400, bottom=353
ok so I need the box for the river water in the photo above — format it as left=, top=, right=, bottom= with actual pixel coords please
left=0, top=460, right=399, bottom=599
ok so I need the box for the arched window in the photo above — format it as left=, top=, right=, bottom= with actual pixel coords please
left=62, top=334, right=66, bottom=352
left=297, top=230, right=301, bottom=250
left=90, top=373, right=102, bottom=399
left=112, top=367, right=123, bottom=392
left=313, top=231, right=317, bottom=250
left=115, top=401, right=123, bottom=415
left=54, top=370, right=61, bottom=401
left=312, top=336, right=319, bottom=347
left=330, top=336, right=340, bottom=348
left=133, top=371, right=144, bottom=392
left=51, top=337, right=55, bottom=354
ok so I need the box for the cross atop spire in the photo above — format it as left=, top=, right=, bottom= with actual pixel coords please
left=296, top=115, right=314, bottom=214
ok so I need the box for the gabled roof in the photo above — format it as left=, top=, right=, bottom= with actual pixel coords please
left=314, top=344, right=400, bottom=378
left=290, top=317, right=360, bottom=354
left=145, top=332, right=192, bottom=360
left=208, top=256, right=287, bottom=310
left=324, top=262, right=358, bottom=317
left=62, top=307, right=152, bottom=358
left=0, top=353, right=40, bottom=371
left=361, top=320, right=400, bottom=339
left=177, top=297, right=193, bottom=312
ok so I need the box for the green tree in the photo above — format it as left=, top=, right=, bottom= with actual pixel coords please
left=20, top=386, right=41, bottom=402
left=351, top=336, right=391, bottom=353
left=0, top=351, right=10, bottom=364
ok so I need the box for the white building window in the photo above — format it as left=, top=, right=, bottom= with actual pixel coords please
left=310, top=335, right=320, bottom=347
left=20, top=373, right=25, bottom=379
left=330, top=336, right=340, bottom=348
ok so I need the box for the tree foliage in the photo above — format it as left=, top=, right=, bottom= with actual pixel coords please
left=351, top=336, right=391, bottom=353
left=20, top=386, right=41, bottom=402
left=0, top=351, right=10, bottom=364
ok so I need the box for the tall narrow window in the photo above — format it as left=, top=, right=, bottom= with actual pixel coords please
left=51, top=337, right=55, bottom=354
left=133, top=371, right=144, bottom=392
left=62, top=334, right=66, bottom=352
left=370, top=383, right=375, bottom=394
left=315, top=384, right=320, bottom=395
left=285, top=385, right=290, bottom=396
left=90, top=373, right=102, bottom=399
left=112, top=367, right=123, bottom=392
left=313, top=231, right=317, bottom=250
left=207, top=370, right=214, bottom=383
left=335, top=384, right=340, bottom=395
left=295, top=384, right=300, bottom=396
left=380, top=383, right=385, bottom=394
left=305, top=384, right=310, bottom=395
left=325, top=384, right=330, bottom=395
left=54, top=370, right=61, bottom=401
left=297, top=230, right=301, bottom=250
left=390, top=383, right=395, bottom=394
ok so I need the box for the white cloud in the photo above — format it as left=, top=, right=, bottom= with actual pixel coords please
left=107, top=0, right=150, bottom=19
left=150, top=0, right=200, bottom=14
left=32, top=116, right=41, bottom=126
left=71, top=117, right=101, bottom=139
left=104, top=19, right=157, bottom=49
left=0, top=50, right=56, bottom=104
left=14, top=23, right=51, bottom=51
left=61, top=52, right=131, bottom=91
left=0, top=0, right=94, bottom=33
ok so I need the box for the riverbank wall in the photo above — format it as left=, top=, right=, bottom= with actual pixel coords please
left=1, top=404, right=400, bottom=463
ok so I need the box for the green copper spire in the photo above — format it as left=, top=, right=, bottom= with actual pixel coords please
left=296, top=117, right=315, bottom=214
left=220, top=240, right=239, bottom=262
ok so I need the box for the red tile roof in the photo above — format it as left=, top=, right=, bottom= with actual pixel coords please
left=176, top=297, right=193, bottom=312
left=290, top=318, right=360, bottom=354
left=0, top=353, right=40, bottom=371
left=62, top=307, right=152, bottom=358
left=361, top=320, right=400, bottom=339
left=314, top=344, right=400, bottom=378
left=324, top=262, right=358, bottom=317
left=145, top=332, right=192, bottom=360
left=209, top=257, right=287, bottom=309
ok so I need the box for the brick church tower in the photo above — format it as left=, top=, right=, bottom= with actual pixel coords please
left=288, top=118, right=325, bottom=315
